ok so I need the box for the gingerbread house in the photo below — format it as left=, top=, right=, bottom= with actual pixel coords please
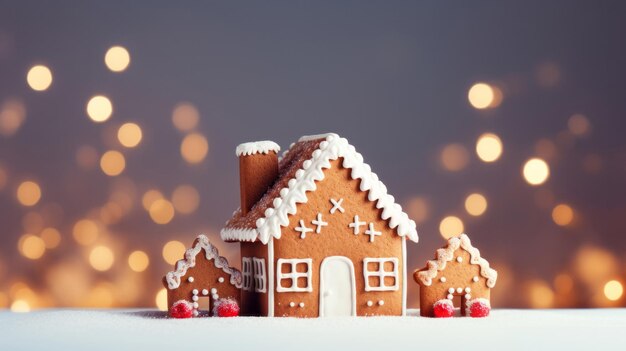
left=413, top=234, right=497, bottom=317
left=163, top=234, right=242, bottom=317
left=220, top=133, right=419, bottom=317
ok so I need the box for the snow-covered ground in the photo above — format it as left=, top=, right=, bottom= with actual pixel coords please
left=1, top=309, right=624, bottom=350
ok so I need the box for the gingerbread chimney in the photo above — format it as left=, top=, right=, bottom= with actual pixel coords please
left=236, top=141, right=280, bottom=216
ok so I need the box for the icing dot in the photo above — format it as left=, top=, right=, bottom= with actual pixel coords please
left=289, top=302, right=295, bottom=307
left=212, top=294, right=219, bottom=300
left=192, top=296, right=199, bottom=302
left=367, top=301, right=373, bottom=307
left=440, top=277, right=447, bottom=283
left=210, top=288, right=217, bottom=294
left=378, top=300, right=384, bottom=306
left=192, top=302, right=199, bottom=308
left=473, top=276, right=479, bottom=282
left=465, top=294, right=471, bottom=300
left=218, top=277, right=224, bottom=283
left=456, top=256, right=463, bottom=263
left=187, top=276, right=194, bottom=282
left=192, top=289, right=198, bottom=295
left=448, top=288, right=455, bottom=294
left=193, top=310, right=199, bottom=317
left=202, top=289, right=208, bottom=296
left=299, top=302, right=305, bottom=308
left=456, top=287, right=463, bottom=294
left=465, top=287, right=471, bottom=293
left=447, top=294, right=453, bottom=300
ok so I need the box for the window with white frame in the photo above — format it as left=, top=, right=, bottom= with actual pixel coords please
left=252, top=257, right=267, bottom=293
left=363, top=257, right=399, bottom=291
left=242, top=257, right=253, bottom=291
left=276, top=258, right=313, bottom=292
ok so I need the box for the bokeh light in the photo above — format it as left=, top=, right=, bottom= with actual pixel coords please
left=568, top=114, right=590, bottom=136
left=18, top=234, right=46, bottom=260
left=100, top=150, right=126, bottom=176
left=465, top=193, right=488, bottom=216
left=86, top=95, right=113, bottom=123
left=534, top=139, right=557, bottom=160
left=26, top=65, right=53, bottom=91
left=149, top=199, right=175, bottom=224
left=16, top=181, right=41, bottom=206
left=553, top=273, right=574, bottom=295
left=142, top=189, right=164, bottom=211
left=180, top=132, right=209, bottom=164
left=0, top=98, right=26, bottom=136
left=40, top=227, right=61, bottom=249
left=155, top=288, right=168, bottom=311
left=117, top=122, right=143, bottom=148
left=10, top=299, right=31, bottom=313
left=72, top=219, right=100, bottom=245
left=552, top=204, right=574, bottom=226
left=523, top=158, right=550, bottom=185
left=162, top=240, right=185, bottom=265
left=440, top=143, right=469, bottom=171
left=604, top=280, right=623, bottom=301
left=468, top=82, right=494, bottom=109
left=89, top=246, right=115, bottom=271
left=475, top=133, right=503, bottom=162
left=439, top=215, right=464, bottom=239
left=171, top=184, right=200, bottom=214
left=404, top=196, right=429, bottom=225
left=526, top=280, right=555, bottom=308
left=104, top=46, right=131, bottom=72
left=172, top=103, right=199, bottom=132
left=128, top=250, right=150, bottom=272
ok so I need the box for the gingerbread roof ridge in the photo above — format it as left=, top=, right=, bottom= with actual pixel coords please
left=164, top=234, right=243, bottom=290
left=416, top=234, right=497, bottom=288
left=220, top=133, right=419, bottom=244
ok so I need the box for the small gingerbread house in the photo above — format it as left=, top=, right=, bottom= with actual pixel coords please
left=163, top=234, right=242, bottom=317
left=414, top=234, right=497, bottom=317
left=221, top=133, right=419, bottom=317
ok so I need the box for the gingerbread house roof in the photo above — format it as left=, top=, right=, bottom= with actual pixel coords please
left=220, top=133, right=419, bottom=245
left=164, top=234, right=242, bottom=289
left=416, top=234, right=497, bottom=288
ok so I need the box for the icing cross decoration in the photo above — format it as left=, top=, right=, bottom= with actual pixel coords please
left=311, top=213, right=328, bottom=233
left=349, top=215, right=366, bottom=235
left=329, top=198, right=345, bottom=214
left=295, top=219, right=313, bottom=239
left=364, top=222, right=382, bottom=242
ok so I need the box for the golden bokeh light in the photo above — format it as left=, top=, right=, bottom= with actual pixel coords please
left=522, top=158, right=550, bottom=186
left=405, top=197, right=429, bottom=224
left=172, top=103, right=199, bottom=132
left=22, top=211, right=45, bottom=233
left=156, top=288, right=168, bottom=311
left=72, top=219, right=99, bottom=245
left=440, top=143, right=469, bottom=171
left=0, top=98, right=26, bottom=136
left=552, top=204, right=574, bottom=226
left=475, top=133, right=503, bottom=162
left=86, top=95, right=113, bottom=123
left=18, top=234, right=46, bottom=260
left=180, top=132, right=209, bottom=164
left=439, top=215, right=464, bottom=239
left=40, top=227, right=61, bottom=249
left=534, top=138, right=557, bottom=160
left=128, top=250, right=150, bottom=272
left=573, top=246, right=619, bottom=286
left=465, top=193, right=488, bottom=216
left=553, top=273, right=574, bottom=295
left=149, top=199, right=175, bottom=224
left=100, top=150, right=126, bottom=176
left=526, top=280, right=555, bottom=308
left=162, top=240, right=185, bottom=265
left=89, top=246, right=115, bottom=272
left=468, top=82, right=494, bottom=109
left=83, top=282, right=115, bottom=308
left=117, top=122, right=143, bottom=148
left=171, top=184, right=200, bottom=214
left=104, top=46, right=131, bottom=72
left=10, top=299, right=31, bottom=313
left=568, top=114, right=590, bottom=136
left=26, top=65, right=53, bottom=91
left=16, top=181, right=42, bottom=207
left=142, top=189, right=164, bottom=211
left=604, top=280, right=623, bottom=301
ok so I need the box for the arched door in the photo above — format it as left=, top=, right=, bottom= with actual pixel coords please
left=319, top=256, right=356, bottom=317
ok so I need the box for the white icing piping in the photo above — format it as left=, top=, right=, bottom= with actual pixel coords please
left=297, top=133, right=336, bottom=142
left=221, top=133, right=419, bottom=244
left=236, top=140, right=280, bottom=157
left=417, top=234, right=497, bottom=288
left=164, top=234, right=243, bottom=289
left=220, top=227, right=258, bottom=242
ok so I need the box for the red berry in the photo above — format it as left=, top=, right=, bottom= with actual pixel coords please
left=170, top=300, right=193, bottom=319
left=214, top=298, right=240, bottom=317
left=469, top=299, right=490, bottom=318
left=433, top=300, right=454, bottom=318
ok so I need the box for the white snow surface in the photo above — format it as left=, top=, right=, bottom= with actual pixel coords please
left=1, top=309, right=625, bottom=350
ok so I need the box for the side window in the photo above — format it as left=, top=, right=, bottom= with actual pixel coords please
left=252, top=257, right=267, bottom=293
left=363, top=257, right=399, bottom=291
left=242, top=257, right=253, bottom=291
left=276, top=258, right=313, bottom=292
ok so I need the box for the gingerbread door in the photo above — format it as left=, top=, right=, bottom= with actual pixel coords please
left=319, top=256, right=356, bottom=317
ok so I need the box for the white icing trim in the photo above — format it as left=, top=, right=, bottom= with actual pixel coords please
left=236, top=140, right=280, bottom=156
left=349, top=215, right=366, bottom=235
left=330, top=198, right=345, bottom=214
left=401, top=237, right=407, bottom=316
left=267, top=238, right=275, bottom=317
left=363, top=257, right=399, bottom=292
left=311, top=213, right=328, bottom=233
left=364, top=222, right=382, bottom=242
left=276, top=258, right=313, bottom=293
left=319, top=256, right=357, bottom=317
left=164, top=234, right=243, bottom=290
left=221, top=133, right=419, bottom=244
left=298, top=133, right=336, bottom=142
left=416, top=234, right=497, bottom=288
left=252, top=257, right=267, bottom=293
left=295, top=219, right=313, bottom=239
